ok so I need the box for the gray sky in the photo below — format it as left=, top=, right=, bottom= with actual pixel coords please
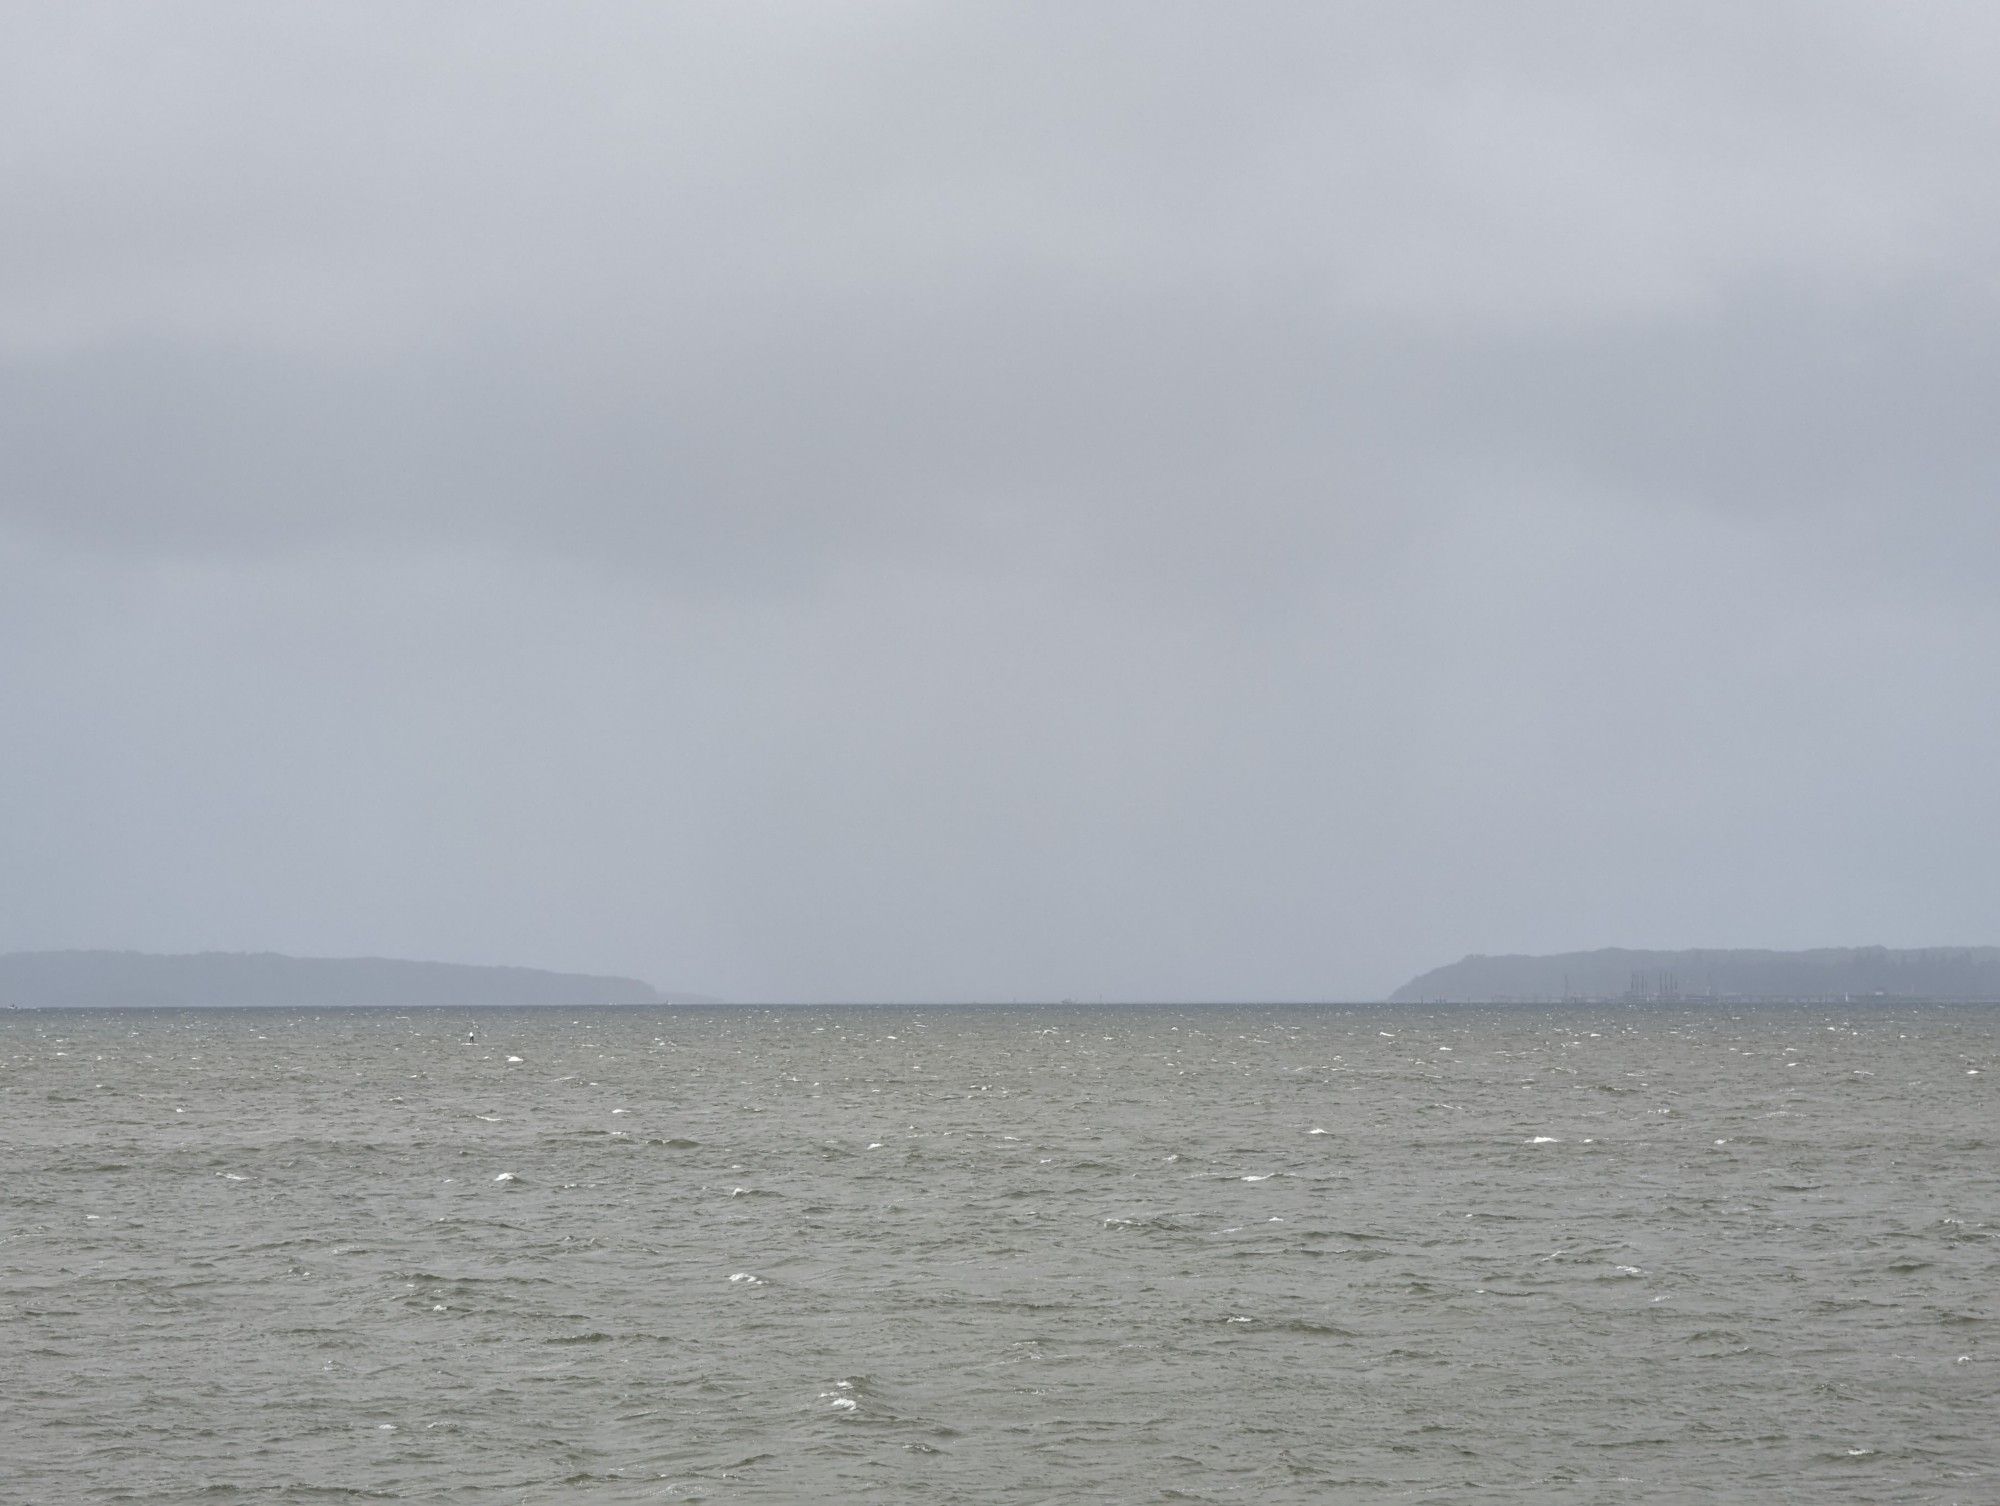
left=4, top=2, right=1998, bottom=1001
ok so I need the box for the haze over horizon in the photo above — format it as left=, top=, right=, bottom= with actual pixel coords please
left=6, top=4, right=1999, bottom=1002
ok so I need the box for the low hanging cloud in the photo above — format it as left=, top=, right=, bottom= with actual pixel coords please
left=3, top=3, right=1997, bottom=999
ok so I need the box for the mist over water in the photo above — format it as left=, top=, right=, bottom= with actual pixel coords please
left=4, top=1004, right=1994, bottom=1503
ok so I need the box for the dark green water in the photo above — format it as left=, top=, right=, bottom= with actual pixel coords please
left=2, top=1004, right=1994, bottom=1503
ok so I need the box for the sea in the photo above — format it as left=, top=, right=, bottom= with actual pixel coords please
left=2, top=1003, right=1994, bottom=1504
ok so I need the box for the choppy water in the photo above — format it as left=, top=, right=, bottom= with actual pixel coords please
left=2, top=1004, right=1995, bottom=1504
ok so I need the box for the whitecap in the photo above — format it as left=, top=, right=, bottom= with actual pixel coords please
left=506, top=1056, right=524, bottom=1064
left=1308, top=1127, right=1328, bottom=1135
left=1242, top=1173, right=1273, bottom=1182
left=728, top=1272, right=764, bottom=1285
left=493, top=1172, right=519, bottom=1183
left=1526, top=1136, right=1560, bottom=1144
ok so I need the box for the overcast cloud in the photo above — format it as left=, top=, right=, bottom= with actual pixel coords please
left=4, top=2, right=1998, bottom=1000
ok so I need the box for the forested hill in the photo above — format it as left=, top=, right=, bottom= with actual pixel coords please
left=1390, top=946, right=2000, bottom=1003
left=0, top=950, right=671, bottom=1008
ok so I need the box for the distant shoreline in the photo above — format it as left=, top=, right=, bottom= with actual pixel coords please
left=0, top=949, right=709, bottom=1010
